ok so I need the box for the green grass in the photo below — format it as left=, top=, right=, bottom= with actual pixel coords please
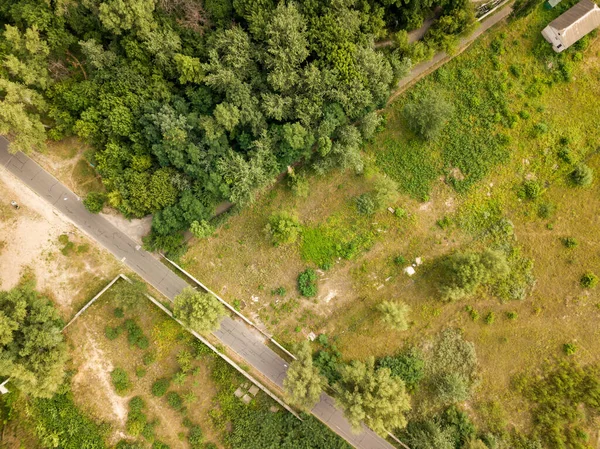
left=373, top=0, right=591, bottom=199
left=375, top=136, right=439, bottom=200
left=300, top=211, right=379, bottom=268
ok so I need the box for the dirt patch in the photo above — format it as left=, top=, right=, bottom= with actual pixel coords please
left=100, top=210, right=152, bottom=245
left=71, top=325, right=129, bottom=424
left=0, top=167, right=120, bottom=318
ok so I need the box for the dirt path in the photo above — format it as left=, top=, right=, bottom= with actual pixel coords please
left=387, top=2, right=514, bottom=105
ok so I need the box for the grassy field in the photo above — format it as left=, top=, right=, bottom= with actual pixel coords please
left=180, top=1, right=600, bottom=441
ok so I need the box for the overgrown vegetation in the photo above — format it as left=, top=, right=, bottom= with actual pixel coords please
left=515, top=360, right=600, bottom=449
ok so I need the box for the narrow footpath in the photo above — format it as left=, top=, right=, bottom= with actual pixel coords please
left=388, top=2, right=513, bottom=104
left=0, top=139, right=395, bottom=449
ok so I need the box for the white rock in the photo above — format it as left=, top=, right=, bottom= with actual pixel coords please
left=404, top=266, right=416, bottom=276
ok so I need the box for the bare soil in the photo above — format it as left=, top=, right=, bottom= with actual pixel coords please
left=0, top=167, right=120, bottom=319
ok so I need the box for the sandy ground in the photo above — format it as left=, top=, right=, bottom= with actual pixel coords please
left=100, top=210, right=152, bottom=245
left=0, top=166, right=120, bottom=318
left=71, top=324, right=129, bottom=424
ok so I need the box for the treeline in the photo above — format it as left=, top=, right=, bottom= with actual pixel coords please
left=0, top=0, right=474, bottom=252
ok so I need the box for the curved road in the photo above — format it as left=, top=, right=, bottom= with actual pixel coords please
left=0, top=139, right=395, bottom=449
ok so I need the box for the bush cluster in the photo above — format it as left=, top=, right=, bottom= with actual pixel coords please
left=111, top=368, right=131, bottom=395
left=297, top=268, right=318, bottom=297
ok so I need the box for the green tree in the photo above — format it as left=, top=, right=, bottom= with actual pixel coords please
left=83, top=192, right=107, bottom=213
left=98, top=0, right=156, bottom=36
left=190, top=220, right=214, bottom=239
left=283, top=340, right=325, bottom=410
left=265, top=211, right=302, bottom=246
left=264, top=2, right=309, bottom=92
left=0, top=25, right=50, bottom=153
left=439, top=250, right=509, bottom=301
left=377, top=301, right=410, bottom=331
left=173, top=287, right=226, bottom=334
left=336, top=357, right=411, bottom=435
left=0, top=284, right=67, bottom=398
left=404, top=92, right=454, bottom=140
left=173, top=54, right=204, bottom=84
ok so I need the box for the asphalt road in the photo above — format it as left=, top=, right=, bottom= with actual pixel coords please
left=0, top=139, right=395, bottom=449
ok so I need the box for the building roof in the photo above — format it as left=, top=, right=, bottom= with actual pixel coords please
left=547, top=0, right=600, bottom=48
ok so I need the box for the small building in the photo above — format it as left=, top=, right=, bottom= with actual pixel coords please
left=542, top=0, right=600, bottom=52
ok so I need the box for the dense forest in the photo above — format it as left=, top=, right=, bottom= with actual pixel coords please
left=0, top=0, right=474, bottom=252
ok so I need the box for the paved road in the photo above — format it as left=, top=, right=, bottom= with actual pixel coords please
left=0, top=139, right=395, bottom=449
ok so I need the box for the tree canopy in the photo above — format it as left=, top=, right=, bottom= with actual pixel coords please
left=0, top=283, right=67, bottom=398
left=0, top=0, right=474, bottom=251
left=283, top=340, right=325, bottom=410
left=173, top=287, right=226, bottom=334
left=335, top=356, right=411, bottom=435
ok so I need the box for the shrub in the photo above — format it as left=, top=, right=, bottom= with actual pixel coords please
left=190, top=220, right=214, bottom=239
left=166, top=391, right=183, bottom=411
left=537, top=202, right=555, bottom=219
left=570, top=164, right=593, bottom=187
left=172, top=371, right=187, bottom=386
left=129, top=396, right=145, bottom=413
left=152, top=441, right=170, bottom=449
left=114, top=307, right=124, bottom=318
left=373, top=176, right=398, bottom=209
left=377, top=301, right=411, bottom=331
left=188, top=425, right=204, bottom=449
left=111, top=368, right=131, bottom=395
left=143, top=351, right=156, bottom=366
left=404, top=91, right=454, bottom=140
left=506, top=311, right=518, bottom=321
left=580, top=272, right=598, bottom=289
left=561, top=237, right=578, bottom=248
left=105, top=325, right=122, bottom=340
left=394, top=255, right=406, bottom=265
left=83, top=192, right=107, bottom=213
left=484, top=312, right=495, bottom=325
left=124, top=319, right=149, bottom=349
left=271, top=286, right=286, bottom=296
left=439, top=250, right=509, bottom=301
left=151, top=378, right=170, bottom=397
left=518, top=180, right=542, bottom=200
left=377, top=348, right=425, bottom=391
left=532, top=122, right=548, bottom=136
left=355, top=193, right=376, bottom=215
left=297, top=268, right=318, bottom=297
left=135, top=366, right=147, bottom=378
left=433, top=372, right=471, bottom=405
left=563, top=343, right=577, bottom=355
left=288, top=169, right=310, bottom=198
left=265, top=212, right=302, bottom=246
left=557, top=148, right=573, bottom=163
